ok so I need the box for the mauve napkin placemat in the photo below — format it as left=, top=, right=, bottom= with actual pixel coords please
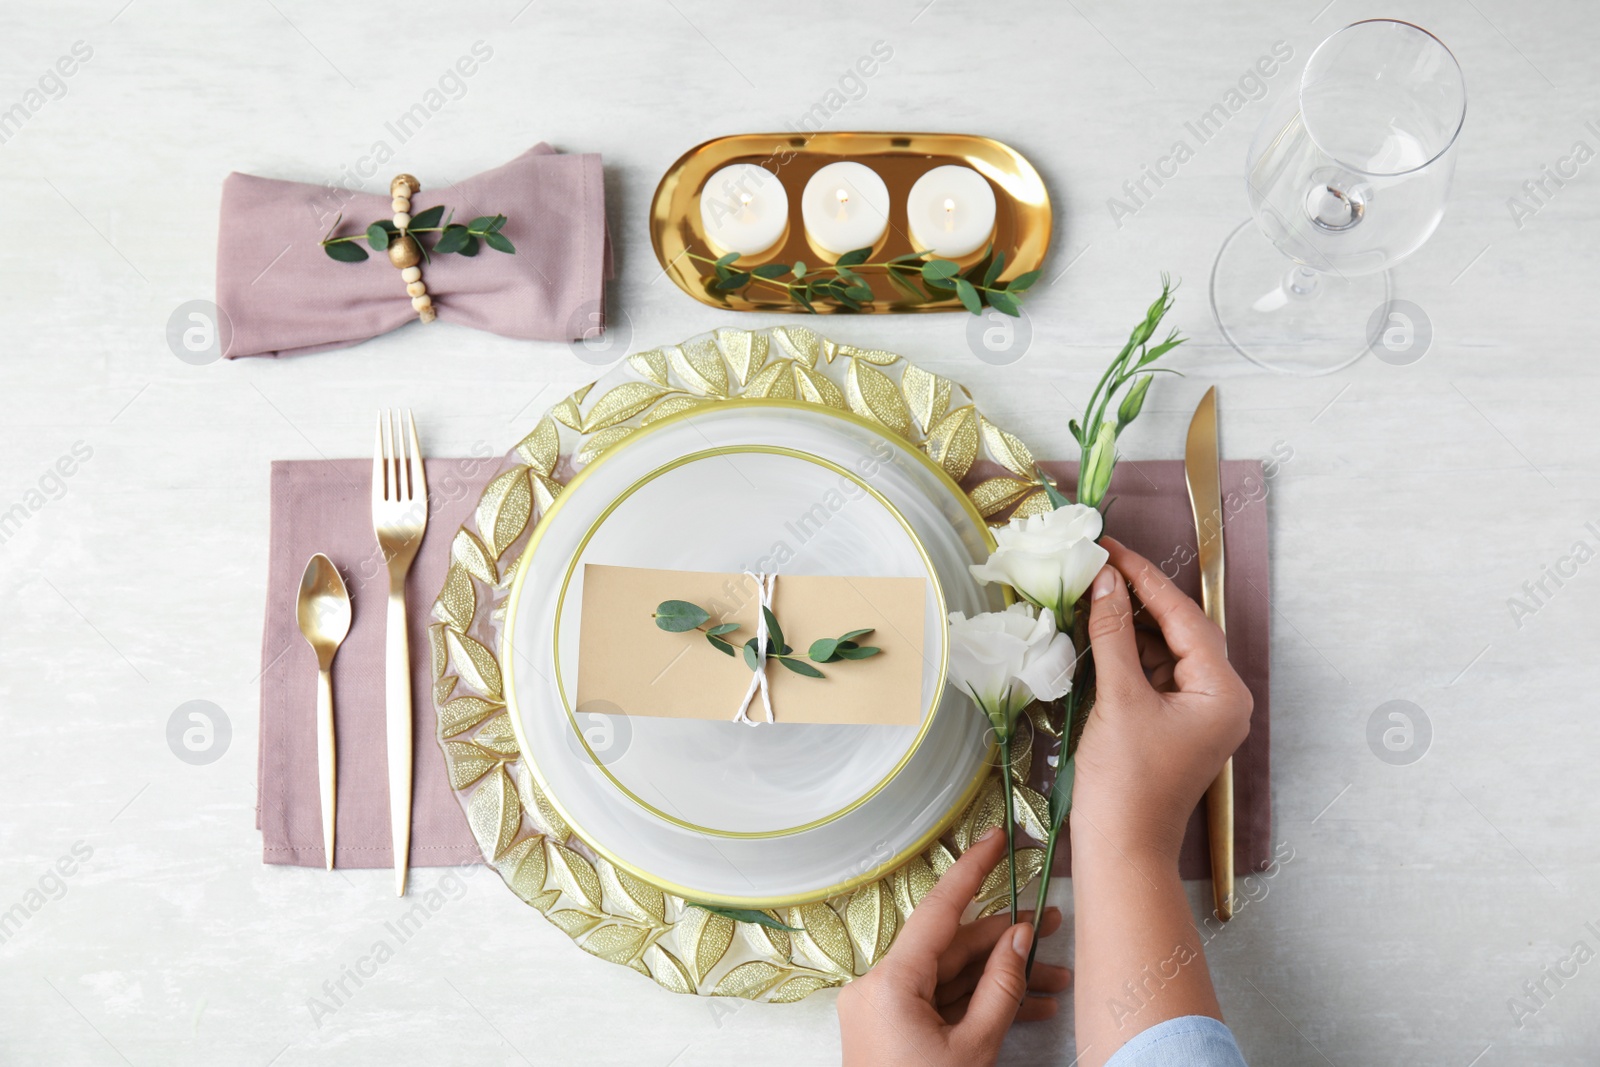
left=259, top=456, right=1271, bottom=877
left=258, top=457, right=499, bottom=867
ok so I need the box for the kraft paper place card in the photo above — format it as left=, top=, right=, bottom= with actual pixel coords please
left=576, top=564, right=928, bottom=726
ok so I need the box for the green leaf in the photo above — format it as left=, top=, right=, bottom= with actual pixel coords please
left=714, top=271, right=752, bottom=292
left=487, top=214, right=508, bottom=233
left=761, top=607, right=785, bottom=655
left=707, top=635, right=736, bottom=656
left=885, top=268, right=926, bottom=301
left=435, top=225, right=469, bottom=254
left=921, top=259, right=960, bottom=286
left=987, top=290, right=1020, bottom=317
left=793, top=260, right=807, bottom=280
left=983, top=249, right=1006, bottom=288
left=687, top=903, right=801, bottom=932
left=484, top=231, right=516, bottom=254
left=839, top=628, right=874, bottom=642
left=1067, top=418, right=1082, bottom=444
left=409, top=205, right=445, bottom=231
left=654, top=600, right=710, bottom=632
left=459, top=235, right=480, bottom=256
left=836, top=247, right=872, bottom=267
left=845, top=283, right=873, bottom=302
left=954, top=278, right=983, bottom=315
left=793, top=289, right=815, bottom=313
left=808, top=638, right=840, bottom=663
left=778, top=657, right=825, bottom=678
left=743, top=638, right=762, bottom=672
left=836, top=645, right=881, bottom=660
left=715, top=251, right=741, bottom=269
left=470, top=215, right=499, bottom=233
left=1008, top=269, right=1042, bottom=292
left=365, top=223, right=390, bottom=250
left=752, top=263, right=791, bottom=279
left=323, top=241, right=368, bottom=262
left=1138, top=332, right=1186, bottom=366
left=1042, top=478, right=1073, bottom=509
left=706, top=622, right=740, bottom=636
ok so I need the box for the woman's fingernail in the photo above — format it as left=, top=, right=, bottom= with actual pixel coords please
left=1091, top=568, right=1116, bottom=601
left=977, top=827, right=1001, bottom=844
left=1011, top=924, right=1034, bottom=958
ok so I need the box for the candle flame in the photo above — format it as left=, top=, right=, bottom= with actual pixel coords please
left=836, top=188, right=850, bottom=204
left=943, top=198, right=955, bottom=213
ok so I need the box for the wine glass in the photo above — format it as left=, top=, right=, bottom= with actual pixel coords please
left=1210, top=19, right=1466, bottom=375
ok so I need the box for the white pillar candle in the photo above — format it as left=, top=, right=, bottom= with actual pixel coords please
left=800, top=162, right=891, bottom=258
left=906, top=165, right=997, bottom=259
left=699, top=163, right=789, bottom=257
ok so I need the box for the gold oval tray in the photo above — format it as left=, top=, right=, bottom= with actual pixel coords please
left=650, top=132, right=1052, bottom=314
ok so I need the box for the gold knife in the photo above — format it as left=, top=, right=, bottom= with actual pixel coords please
left=1184, top=386, right=1234, bottom=922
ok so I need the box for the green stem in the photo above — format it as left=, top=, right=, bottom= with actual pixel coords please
left=322, top=225, right=495, bottom=246
left=1025, top=824, right=1060, bottom=979
left=998, top=732, right=1019, bottom=927
left=684, top=252, right=1017, bottom=300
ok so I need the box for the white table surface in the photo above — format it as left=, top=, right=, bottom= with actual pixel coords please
left=3, top=0, right=1597, bottom=1063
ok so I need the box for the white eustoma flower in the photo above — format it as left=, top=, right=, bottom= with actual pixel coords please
left=969, top=503, right=1109, bottom=621
left=947, top=603, right=1076, bottom=733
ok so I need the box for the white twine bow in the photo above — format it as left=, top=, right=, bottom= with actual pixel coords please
left=732, top=571, right=777, bottom=726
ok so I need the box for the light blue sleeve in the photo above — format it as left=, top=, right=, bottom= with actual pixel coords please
left=1102, top=1015, right=1248, bottom=1067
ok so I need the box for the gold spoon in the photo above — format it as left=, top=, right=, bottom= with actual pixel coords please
left=297, top=553, right=351, bottom=871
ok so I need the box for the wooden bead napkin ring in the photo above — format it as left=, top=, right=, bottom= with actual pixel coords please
left=316, top=172, right=516, bottom=324
left=387, top=174, right=435, bottom=324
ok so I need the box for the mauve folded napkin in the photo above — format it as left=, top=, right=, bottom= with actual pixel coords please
left=259, top=457, right=1271, bottom=877
left=218, top=144, right=610, bottom=359
left=258, top=457, right=498, bottom=867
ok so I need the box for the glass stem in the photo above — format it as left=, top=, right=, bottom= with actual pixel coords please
left=1285, top=265, right=1321, bottom=300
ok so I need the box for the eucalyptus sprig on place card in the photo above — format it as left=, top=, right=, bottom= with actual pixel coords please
left=651, top=600, right=880, bottom=679
left=687, top=246, right=1039, bottom=316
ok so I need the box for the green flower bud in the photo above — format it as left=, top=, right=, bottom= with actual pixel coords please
left=1080, top=421, right=1117, bottom=507
left=1117, top=374, right=1153, bottom=426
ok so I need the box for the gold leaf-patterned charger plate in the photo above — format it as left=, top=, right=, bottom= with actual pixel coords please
left=430, top=326, right=1058, bottom=1000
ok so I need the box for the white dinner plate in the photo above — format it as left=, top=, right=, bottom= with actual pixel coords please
left=502, top=400, right=1003, bottom=906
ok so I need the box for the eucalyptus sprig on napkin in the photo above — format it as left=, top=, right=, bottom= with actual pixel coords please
left=320, top=210, right=515, bottom=263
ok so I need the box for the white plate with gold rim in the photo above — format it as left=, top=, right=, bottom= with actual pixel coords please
left=503, top=400, right=1003, bottom=906
left=551, top=444, right=948, bottom=838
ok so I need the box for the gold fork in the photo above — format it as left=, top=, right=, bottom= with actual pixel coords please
left=372, top=409, right=427, bottom=896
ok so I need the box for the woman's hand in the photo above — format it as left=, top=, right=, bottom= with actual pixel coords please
left=837, top=827, right=1071, bottom=1067
left=1067, top=538, right=1253, bottom=1066
left=1070, top=537, right=1254, bottom=862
